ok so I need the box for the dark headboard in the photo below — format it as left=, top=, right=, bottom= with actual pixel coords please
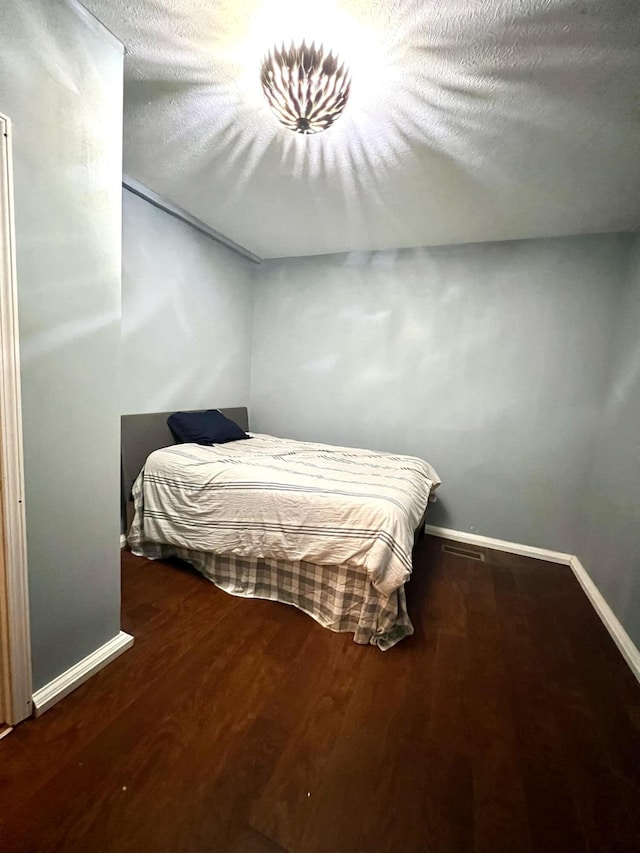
left=121, top=407, right=249, bottom=530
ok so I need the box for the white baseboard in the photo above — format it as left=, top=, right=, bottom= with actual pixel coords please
left=120, top=533, right=127, bottom=549
left=569, top=557, right=640, bottom=683
left=32, top=630, right=134, bottom=716
left=425, top=524, right=640, bottom=684
left=425, top=524, right=573, bottom=565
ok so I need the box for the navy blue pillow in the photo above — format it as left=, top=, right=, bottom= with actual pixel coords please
left=167, top=410, right=250, bottom=446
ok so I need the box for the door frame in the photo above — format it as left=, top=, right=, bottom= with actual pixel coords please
left=0, top=113, right=32, bottom=725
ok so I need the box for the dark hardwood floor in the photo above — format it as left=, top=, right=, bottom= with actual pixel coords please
left=1, top=537, right=639, bottom=852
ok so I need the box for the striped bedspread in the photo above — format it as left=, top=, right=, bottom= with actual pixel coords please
left=128, top=433, right=441, bottom=597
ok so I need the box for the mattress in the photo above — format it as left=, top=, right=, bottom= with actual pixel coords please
left=128, top=433, right=441, bottom=598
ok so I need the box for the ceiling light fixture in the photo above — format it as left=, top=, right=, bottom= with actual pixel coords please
left=260, top=40, right=351, bottom=135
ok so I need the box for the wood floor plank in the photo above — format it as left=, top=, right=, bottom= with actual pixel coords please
left=293, top=646, right=432, bottom=853
left=0, top=568, right=241, bottom=813
left=249, top=630, right=366, bottom=851
left=428, top=629, right=469, bottom=753
left=528, top=590, right=640, bottom=853
left=494, top=567, right=588, bottom=852
left=3, top=597, right=278, bottom=851
left=130, top=605, right=318, bottom=853
left=1, top=539, right=638, bottom=853
left=466, top=607, right=532, bottom=853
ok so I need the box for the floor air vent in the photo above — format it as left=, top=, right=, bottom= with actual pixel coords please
left=441, top=543, right=485, bottom=562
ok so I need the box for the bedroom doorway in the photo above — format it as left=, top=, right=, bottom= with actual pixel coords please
left=0, top=112, right=32, bottom=726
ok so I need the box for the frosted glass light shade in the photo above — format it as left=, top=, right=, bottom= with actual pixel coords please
left=260, top=41, right=351, bottom=134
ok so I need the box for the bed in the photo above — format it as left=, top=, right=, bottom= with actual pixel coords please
left=122, top=408, right=441, bottom=650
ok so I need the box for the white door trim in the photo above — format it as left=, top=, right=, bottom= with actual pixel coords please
left=0, top=114, right=33, bottom=724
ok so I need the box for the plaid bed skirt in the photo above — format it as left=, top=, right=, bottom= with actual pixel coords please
left=129, top=537, right=414, bottom=650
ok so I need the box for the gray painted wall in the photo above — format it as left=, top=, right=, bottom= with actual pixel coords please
left=251, top=234, right=631, bottom=556
left=579, top=238, right=640, bottom=649
left=121, top=190, right=255, bottom=415
left=0, top=0, right=124, bottom=690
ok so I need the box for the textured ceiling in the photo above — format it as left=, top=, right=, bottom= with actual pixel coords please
left=84, top=0, right=640, bottom=258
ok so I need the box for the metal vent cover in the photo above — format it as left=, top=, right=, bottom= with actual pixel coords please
left=441, top=543, right=485, bottom=562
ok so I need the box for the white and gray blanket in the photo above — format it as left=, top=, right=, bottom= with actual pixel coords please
left=128, top=433, right=441, bottom=597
